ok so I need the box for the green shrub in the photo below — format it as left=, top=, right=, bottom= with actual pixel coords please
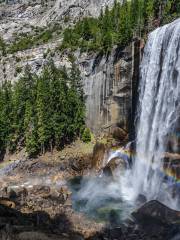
left=64, top=16, right=70, bottom=23
left=7, top=24, right=62, bottom=54
left=82, top=128, right=91, bottom=143
left=15, top=66, right=22, bottom=74
left=15, top=56, right=21, bottom=62
left=0, top=37, right=6, bottom=56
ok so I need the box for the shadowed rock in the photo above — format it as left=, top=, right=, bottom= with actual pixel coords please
left=111, top=127, right=128, bottom=142
left=132, top=200, right=180, bottom=225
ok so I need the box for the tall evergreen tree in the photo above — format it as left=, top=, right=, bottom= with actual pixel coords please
left=0, top=81, right=13, bottom=153
left=118, top=0, right=132, bottom=45
left=12, top=65, right=35, bottom=144
left=24, top=100, right=38, bottom=156
left=36, top=67, right=53, bottom=154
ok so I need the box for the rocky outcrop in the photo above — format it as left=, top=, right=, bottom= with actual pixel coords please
left=79, top=41, right=143, bottom=133
left=38, top=0, right=119, bottom=26
left=0, top=0, right=142, bottom=134
left=0, top=0, right=119, bottom=39
left=0, top=154, right=104, bottom=239
left=103, top=157, right=126, bottom=179
left=131, top=200, right=180, bottom=239
left=132, top=200, right=180, bottom=225
left=91, top=142, right=107, bottom=171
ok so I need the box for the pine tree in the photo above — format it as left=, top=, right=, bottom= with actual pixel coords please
left=24, top=100, right=38, bottom=156
left=130, top=0, right=140, bottom=28
left=153, top=0, right=168, bottom=20
left=69, top=63, right=85, bottom=137
left=12, top=65, right=35, bottom=148
left=142, top=0, right=153, bottom=26
left=49, top=63, right=67, bottom=148
left=82, top=128, right=91, bottom=143
left=0, top=61, right=85, bottom=156
left=0, top=37, right=6, bottom=56
left=118, top=0, right=132, bottom=45
left=0, top=81, right=13, bottom=154
left=36, top=67, right=53, bottom=154
left=101, top=6, right=114, bottom=52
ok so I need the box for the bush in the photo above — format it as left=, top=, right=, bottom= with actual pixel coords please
left=15, top=66, right=22, bottom=74
left=81, top=128, right=91, bottom=143
left=15, top=56, right=21, bottom=62
left=0, top=37, right=6, bottom=56
left=7, top=24, right=62, bottom=54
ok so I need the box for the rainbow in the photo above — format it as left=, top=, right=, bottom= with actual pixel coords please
left=111, top=148, right=180, bottom=184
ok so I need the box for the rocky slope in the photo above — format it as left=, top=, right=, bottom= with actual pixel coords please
left=0, top=0, right=117, bottom=33
left=0, top=0, right=140, bottom=134
left=0, top=146, right=179, bottom=240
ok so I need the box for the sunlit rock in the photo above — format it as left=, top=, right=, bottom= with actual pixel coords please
left=91, top=142, right=107, bottom=171
left=103, top=157, right=126, bottom=179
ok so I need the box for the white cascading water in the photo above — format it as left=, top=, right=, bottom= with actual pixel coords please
left=74, top=20, right=180, bottom=220
left=120, top=19, right=180, bottom=209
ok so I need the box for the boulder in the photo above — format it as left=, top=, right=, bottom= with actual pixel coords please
left=0, top=187, right=8, bottom=198
left=0, top=198, right=16, bottom=208
left=111, top=127, right=128, bottom=142
left=92, top=143, right=107, bottom=171
left=103, top=157, right=126, bottom=179
left=132, top=200, right=180, bottom=224
left=30, top=185, right=51, bottom=198
left=7, top=187, right=28, bottom=202
left=132, top=200, right=180, bottom=237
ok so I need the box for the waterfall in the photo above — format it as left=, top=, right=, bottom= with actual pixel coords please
left=72, top=20, right=180, bottom=220
left=106, top=19, right=180, bottom=209
left=130, top=19, right=180, bottom=207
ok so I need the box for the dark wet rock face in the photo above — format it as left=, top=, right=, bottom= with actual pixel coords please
left=131, top=200, right=180, bottom=239
left=132, top=200, right=180, bottom=225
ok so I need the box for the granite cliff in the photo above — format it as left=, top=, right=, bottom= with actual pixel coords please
left=0, top=0, right=139, bottom=134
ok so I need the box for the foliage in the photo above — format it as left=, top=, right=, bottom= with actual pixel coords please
left=15, top=66, right=22, bottom=74
left=81, top=128, right=91, bottom=143
left=7, top=25, right=62, bottom=54
left=0, top=62, right=85, bottom=156
left=0, top=37, right=6, bottom=56
left=60, top=0, right=180, bottom=53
